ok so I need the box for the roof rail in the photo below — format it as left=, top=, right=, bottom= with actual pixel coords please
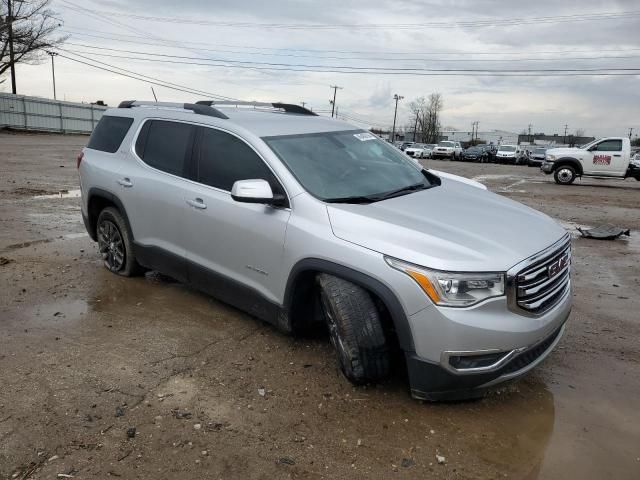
left=117, top=100, right=229, bottom=119
left=195, top=100, right=317, bottom=116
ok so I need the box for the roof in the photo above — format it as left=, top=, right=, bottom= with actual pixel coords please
left=106, top=101, right=358, bottom=138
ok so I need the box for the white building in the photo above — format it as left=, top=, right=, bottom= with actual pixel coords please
left=440, top=129, right=519, bottom=145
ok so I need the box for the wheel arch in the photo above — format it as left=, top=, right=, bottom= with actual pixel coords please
left=86, top=188, right=134, bottom=242
left=553, top=157, right=583, bottom=176
left=283, top=258, right=415, bottom=352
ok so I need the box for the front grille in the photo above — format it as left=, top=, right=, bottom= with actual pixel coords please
left=501, top=325, right=563, bottom=375
left=515, top=240, right=571, bottom=315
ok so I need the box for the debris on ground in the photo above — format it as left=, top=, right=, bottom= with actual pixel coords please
left=577, top=224, right=631, bottom=240
left=401, top=458, right=415, bottom=468
left=126, top=427, right=136, bottom=438
left=436, top=454, right=446, bottom=465
left=258, top=387, right=266, bottom=397
left=115, top=406, right=125, bottom=417
left=0, top=256, right=13, bottom=266
left=171, top=409, right=192, bottom=419
left=277, top=457, right=296, bottom=465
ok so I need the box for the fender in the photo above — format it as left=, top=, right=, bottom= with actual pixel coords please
left=283, top=258, right=415, bottom=352
left=553, top=157, right=583, bottom=176
left=86, top=187, right=135, bottom=242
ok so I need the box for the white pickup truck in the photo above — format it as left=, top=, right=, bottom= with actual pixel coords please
left=541, top=137, right=640, bottom=185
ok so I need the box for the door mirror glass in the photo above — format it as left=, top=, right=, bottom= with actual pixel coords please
left=231, top=179, right=285, bottom=206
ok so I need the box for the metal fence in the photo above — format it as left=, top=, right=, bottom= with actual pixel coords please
left=0, top=93, right=108, bottom=134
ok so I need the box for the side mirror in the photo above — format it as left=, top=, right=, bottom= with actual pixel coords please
left=231, top=179, right=286, bottom=206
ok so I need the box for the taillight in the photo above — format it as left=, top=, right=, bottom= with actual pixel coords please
left=77, top=151, right=84, bottom=169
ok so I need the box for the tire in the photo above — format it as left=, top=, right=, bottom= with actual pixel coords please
left=317, top=274, right=390, bottom=383
left=554, top=165, right=576, bottom=185
left=96, top=207, right=145, bottom=276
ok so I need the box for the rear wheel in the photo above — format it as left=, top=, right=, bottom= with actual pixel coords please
left=317, top=274, right=390, bottom=383
left=97, top=207, right=145, bottom=276
left=554, top=166, right=576, bottom=185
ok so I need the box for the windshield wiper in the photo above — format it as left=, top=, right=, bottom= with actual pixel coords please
left=324, top=195, right=377, bottom=204
left=371, top=182, right=429, bottom=201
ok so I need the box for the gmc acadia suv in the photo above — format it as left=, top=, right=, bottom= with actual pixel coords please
left=79, top=100, right=572, bottom=400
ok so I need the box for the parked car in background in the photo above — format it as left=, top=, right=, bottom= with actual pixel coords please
left=542, top=136, right=640, bottom=184
left=405, top=143, right=434, bottom=159
left=479, top=144, right=497, bottom=162
left=79, top=99, right=571, bottom=401
left=496, top=145, right=525, bottom=165
left=400, top=141, right=415, bottom=151
left=461, top=145, right=490, bottom=163
left=432, top=141, right=463, bottom=160
left=528, top=147, right=548, bottom=167
left=404, top=143, right=426, bottom=158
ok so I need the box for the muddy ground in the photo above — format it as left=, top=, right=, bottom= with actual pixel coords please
left=1, top=131, right=639, bottom=479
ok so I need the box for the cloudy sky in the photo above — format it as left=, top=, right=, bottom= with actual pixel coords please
left=7, top=0, right=640, bottom=137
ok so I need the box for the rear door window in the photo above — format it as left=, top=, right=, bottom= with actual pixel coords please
left=135, top=120, right=195, bottom=177
left=196, top=127, right=284, bottom=196
left=87, top=115, right=134, bottom=153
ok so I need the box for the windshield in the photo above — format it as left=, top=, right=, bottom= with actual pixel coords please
left=438, top=141, right=455, bottom=147
left=263, top=130, right=435, bottom=202
left=534, top=148, right=546, bottom=154
left=499, top=146, right=516, bottom=152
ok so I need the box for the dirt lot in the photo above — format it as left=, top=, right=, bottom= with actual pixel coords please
left=1, top=131, right=639, bottom=479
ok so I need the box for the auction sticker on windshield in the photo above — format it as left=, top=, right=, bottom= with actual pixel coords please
left=354, top=132, right=376, bottom=141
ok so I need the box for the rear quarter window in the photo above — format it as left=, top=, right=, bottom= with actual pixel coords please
left=87, top=115, right=134, bottom=153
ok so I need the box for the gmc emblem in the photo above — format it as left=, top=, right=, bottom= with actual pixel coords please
left=548, top=253, right=570, bottom=279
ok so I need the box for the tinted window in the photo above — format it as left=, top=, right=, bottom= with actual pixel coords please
left=197, top=127, right=282, bottom=194
left=594, top=140, right=622, bottom=152
left=87, top=116, right=133, bottom=153
left=137, top=120, right=194, bottom=177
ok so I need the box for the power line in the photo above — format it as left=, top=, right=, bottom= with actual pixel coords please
left=57, top=48, right=640, bottom=76
left=62, top=41, right=640, bottom=64
left=55, top=51, right=239, bottom=101
left=60, top=27, right=640, bottom=58
left=58, top=4, right=640, bottom=29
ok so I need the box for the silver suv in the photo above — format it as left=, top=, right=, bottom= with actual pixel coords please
left=79, top=101, right=571, bottom=401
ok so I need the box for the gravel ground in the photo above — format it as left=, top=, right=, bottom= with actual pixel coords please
left=1, top=131, right=639, bottom=479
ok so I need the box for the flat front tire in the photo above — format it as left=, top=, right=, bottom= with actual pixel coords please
left=554, top=166, right=576, bottom=185
left=317, top=274, right=390, bottom=383
left=97, top=207, right=145, bottom=276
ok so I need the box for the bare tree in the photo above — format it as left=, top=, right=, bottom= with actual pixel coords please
left=409, top=93, right=443, bottom=143
left=0, top=0, right=66, bottom=80
left=574, top=128, right=585, bottom=137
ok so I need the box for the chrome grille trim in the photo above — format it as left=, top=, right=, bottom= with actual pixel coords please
left=507, top=234, right=572, bottom=317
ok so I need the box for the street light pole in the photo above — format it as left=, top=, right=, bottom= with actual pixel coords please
left=629, top=127, right=634, bottom=139
left=391, top=94, right=403, bottom=143
left=47, top=51, right=58, bottom=100
left=7, top=0, right=17, bottom=94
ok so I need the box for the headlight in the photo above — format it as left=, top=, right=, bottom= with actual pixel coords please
left=385, top=257, right=505, bottom=307
left=546, top=154, right=556, bottom=161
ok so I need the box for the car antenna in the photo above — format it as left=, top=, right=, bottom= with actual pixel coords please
left=151, top=87, right=158, bottom=102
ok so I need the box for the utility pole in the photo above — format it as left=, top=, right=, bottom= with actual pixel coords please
left=47, top=51, right=58, bottom=100
left=391, top=94, right=403, bottom=143
left=329, top=85, right=342, bottom=118
left=629, top=127, right=634, bottom=139
left=563, top=124, right=568, bottom=145
left=528, top=123, right=533, bottom=143
left=7, top=0, right=17, bottom=94
left=301, top=101, right=306, bottom=109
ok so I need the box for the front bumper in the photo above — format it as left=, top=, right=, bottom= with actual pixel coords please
left=403, top=275, right=572, bottom=400
left=541, top=161, right=554, bottom=173
left=432, top=151, right=453, bottom=158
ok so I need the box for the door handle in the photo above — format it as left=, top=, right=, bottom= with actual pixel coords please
left=613, top=154, right=621, bottom=157
left=117, top=177, right=133, bottom=188
left=186, top=198, right=207, bottom=209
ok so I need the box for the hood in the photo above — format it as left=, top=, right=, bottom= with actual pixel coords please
left=326, top=178, right=566, bottom=272
left=546, top=147, right=582, bottom=157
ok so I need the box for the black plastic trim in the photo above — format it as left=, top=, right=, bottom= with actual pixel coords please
left=85, top=188, right=134, bottom=243
left=183, top=103, right=229, bottom=119
left=271, top=103, right=317, bottom=116
left=284, top=258, right=415, bottom=352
